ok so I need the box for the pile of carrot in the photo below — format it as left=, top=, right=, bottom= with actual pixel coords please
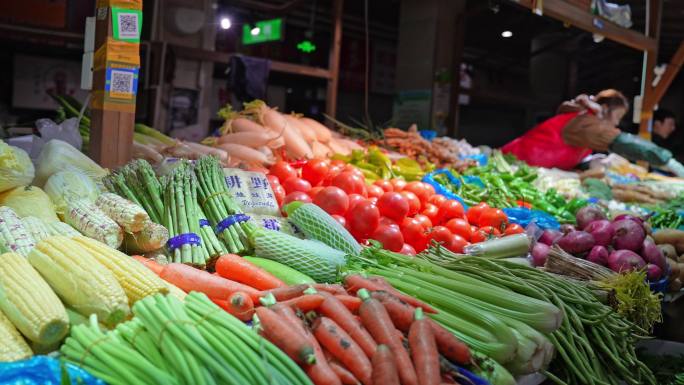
left=206, top=100, right=363, bottom=168
left=134, top=254, right=473, bottom=385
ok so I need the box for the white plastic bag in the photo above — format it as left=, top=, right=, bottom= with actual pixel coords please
left=34, top=139, right=108, bottom=187
left=0, top=140, right=35, bottom=193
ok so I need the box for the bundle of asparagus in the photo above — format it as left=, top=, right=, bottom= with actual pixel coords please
left=195, top=156, right=250, bottom=253
left=104, top=159, right=164, bottom=225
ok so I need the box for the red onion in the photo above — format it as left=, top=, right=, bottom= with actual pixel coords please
left=531, top=242, right=551, bottom=267
left=560, top=224, right=577, bottom=234
left=556, top=231, right=595, bottom=255
left=646, top=264, right=663, bottom=281
left=584, top=220, right=614, bottom=247
left=608, top=249, right=646, bottom=273
left=575, top=205, right=606, bottom=230
left=587, top=245, right=609, bottom=266
left=641, top=239, right=666, bottom=270
left=610, top=219, right=646, bottom=252
left=538, top=229, right=563, bottom=246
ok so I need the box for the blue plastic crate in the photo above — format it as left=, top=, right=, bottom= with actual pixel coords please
left=419, top=130, right=437, bottom=141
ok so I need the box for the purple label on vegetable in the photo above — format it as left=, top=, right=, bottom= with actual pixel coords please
left=199, top=219, right=210, bottom=227
left=167, top=233, right=201, bottom=251
left=215, top=214, right=250, bottom=234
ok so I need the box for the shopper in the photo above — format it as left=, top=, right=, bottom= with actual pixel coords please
left=652, top=109, right=682, bottom=156
left=501, top=89, right=684, bottom=176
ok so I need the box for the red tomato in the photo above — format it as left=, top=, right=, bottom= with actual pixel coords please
left=445, top=218, right=472, bottom=241
left=321, top=164, right=344, bottom=186
left=330, top=159, right=346, bottom=167
left=478, top=208, right=509, bottom=231
left=368, top=197, right=378, bottom=205
left=400, top=191, right=421, bottom=216
left=346, top=201, right=380, bottom=238
left=343, top=165, right=366, bottom=179
left=466, top=202, right=490, bottom=225
left=377, top=192, right=409, bottom=222
left=479, top=226, right=502, bottom=237
left=331, top=214, right=347, bottom=228
left=401, top=219, right=428, bottom=251
left=313, top=186, right=349, bottom=216
left=446, top=234, right=469, bottom=253
left=424, top=183, right=436, bottom=197
left=390, top=179, right=407, bottom=192
left=504, top=223, right=525, bottom=236
left=371, top=225, right=404, bottom=252
left=373, top=179, right=394, bottom=192
left=399, top=243, right=417, bottom=256
left=428, top=194, right=447, bottom=207
left=269, top=161, right=298, bottom=183
left=413, top=214, right=433, bottom=229
left=347, top=194, right=366, bottom=210
left=367, top=184, right=385, bottom=199
left=308, top=186, right=324, bottom=199
left=438, top=200, right=465, bottom=224
left=332, top=172, right=366, bottom=196
left=301, top=159, right=329, bottom=186
left=379, top=216, right=400, bottom=231
left=421, top=203, right=440, bottom=224
left=267, top=174, right=281, bottom=187
left=283, top=191, right=312, bottom=206
left=427, top=226, right=453, bottom=247
left=404, top=181, right=431, bottom=203
left=470, top=229, right=488, bottom=243
left=282, top=177, right=312, bottom=195
left=273, top=184, right=286, bottom=206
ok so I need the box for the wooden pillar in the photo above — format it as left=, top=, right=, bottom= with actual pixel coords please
left=90, top=0, right=142, bottom=168
left=648, top=41, right=684, bottom=108
left=638, top=0, right=662, bottom=140
left=326, top=0, right=343, bottom=119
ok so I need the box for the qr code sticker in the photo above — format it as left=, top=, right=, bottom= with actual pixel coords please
left=110, top=70, right=134, bottom=97
left=117, top=12, right=139, bottom=39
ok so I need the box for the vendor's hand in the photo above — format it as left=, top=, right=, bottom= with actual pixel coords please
left=666, top=158, right=684, bottom=178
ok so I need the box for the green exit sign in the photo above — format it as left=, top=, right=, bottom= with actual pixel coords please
left=242, top=18, right=283, bottom=45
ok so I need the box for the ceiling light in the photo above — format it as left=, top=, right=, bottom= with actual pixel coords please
left=501, top=30, right=513, bottom=38
left=251, top=26, right=261, bottom=36
left=220, top=17, right=231, bottom=30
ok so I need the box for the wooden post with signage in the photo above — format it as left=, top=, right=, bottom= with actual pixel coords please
left=90, top=0, right=142, bottom=168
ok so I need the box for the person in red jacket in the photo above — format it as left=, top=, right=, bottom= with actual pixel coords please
left=501, top=89, right=684, bottom=176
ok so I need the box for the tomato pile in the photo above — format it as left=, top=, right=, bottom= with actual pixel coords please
left=267, top=159, right=524, bottom=255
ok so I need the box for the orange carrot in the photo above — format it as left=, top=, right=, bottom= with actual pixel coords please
left=260, top=284, right=310, bottom=301
left=279, top=294, right=325, bottom=312
left=210, top=296, right=254, bottom=322
left=228, top=291, right=255, bottom=321
left=255, top=307, right=315, bottom=365
left=372, top=291, right=470, bottom=365
left=313, top=317, right=373, bottom=385
left=132, top=255, right=163, bottom=275
left=318, top=292, right=377, bottom=358
left=312, top=283, right=347, bottom=295
left=358, top=289, right=417, bottom=385
left=372, top=345, right=400, bottom=385
left=334, top=295, right=362, bottom=313
left=329, top=361, right=361, bottom=385
left=344, top=275, right=437, bottom=314
left=272, top=304, right=341, bottom=385
left=215, top=254, right=286, bottom=290
left=160, top=263, right=261, bottom=302
left=409, top=309, right=440, bottom=385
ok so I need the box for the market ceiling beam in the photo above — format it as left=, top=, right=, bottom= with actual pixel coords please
left=509, top=0, right=658, bottom=52
left=644, top=40, right=684, bottom=112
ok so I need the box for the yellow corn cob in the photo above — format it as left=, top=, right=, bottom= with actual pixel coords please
left=0, top=252, right=69, bottom=345
left=0, top=309, right=32, bottom=362
left=44, top=220, right=80, bottom=238
left=64, top=200, right=123, bottom=248
left=28, top=236, right=130, bottom=327
left=165, top=282, right=187, bottom=302
left=95, top=192, right=150, bottom=233
left=21, top=216, right=51, bottom=242
left=72, top=236, right=169, bottom=304
left=0, top=207, right=35, bottom=256
left=122, top=221, right=169, bottom=254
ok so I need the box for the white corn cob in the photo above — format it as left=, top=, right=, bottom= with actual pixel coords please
left=0, top=207, right=35, bottom=256
left=44, top=221, right=81, bottom=238
left=21, top=217, right=51, bottom=242
left=64, top=200, right=123, bottom=249
left=121, top=221, right=169, bottom=254
left=95, top=192, right=150, bottom=233
left=0, top=309, right=32, bottom=362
